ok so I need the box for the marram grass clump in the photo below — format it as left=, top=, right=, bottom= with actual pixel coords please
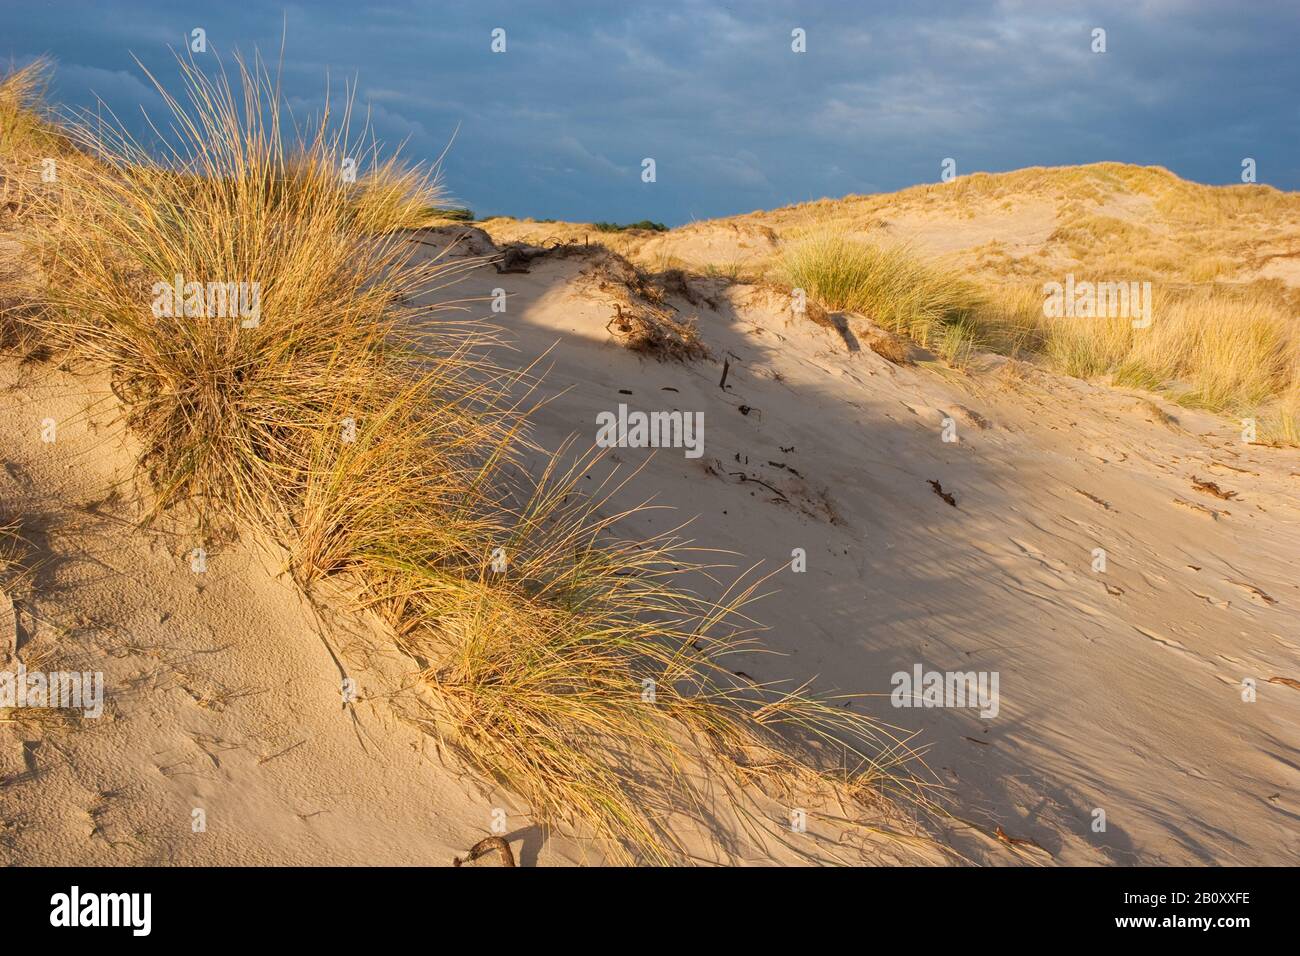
left=4, top=55, right=933, bottom=863
left=782, top=232, right=983, bottom=353
left=972, top=281, right=1300, bottom=437
left=25, top=51, right=499, bottom=538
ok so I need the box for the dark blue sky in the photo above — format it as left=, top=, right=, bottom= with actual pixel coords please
left=5, top=1, right=1298, bottom=225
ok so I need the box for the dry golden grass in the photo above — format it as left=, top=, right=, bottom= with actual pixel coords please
left=1126, top=289, right=1295, bottom=412
left=738, top=162, right=1300, bottom=287
left=386, top=450, right=926, bottom=863
left=781, top=232, right=982, bottom=352
left=25, top=52, right=498, bottom=538
left=0, top=517, right=35, bottom=597
left=0, top=58, right=81, bottom=226
left=769, top=201, right=1300, bottom=442
left=1261, top=386, right=1300, bottom=446
left=3, top=56, right=933, bottom=864
left=0, top=58, right=72, bottom=160
left=969, top=281, right=1300, bottom=436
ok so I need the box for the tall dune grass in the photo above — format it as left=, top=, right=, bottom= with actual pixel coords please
left=0, top=58, right=79, bottom=225
left=975, top=282, right=1299, bottom=428
left=394, top=449, right=924, bottom=863
left=1122, top=289, right=1295, bottom=412
left=0, top=58, right=71, bottom=159
left=6, top=56, right=931, bottom=863
left=782, top=233, right=982, bottom=358
left=26, top=51, right=491, bottom=538
left=1262, top=386, right=1300, bottom=446
left=781, top=230, right=1299, bottom=442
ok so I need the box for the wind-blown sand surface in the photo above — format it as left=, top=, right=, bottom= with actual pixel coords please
left=415, top=228, right=1300, bottom=865
left=2, top=171, right=1297, bottom=866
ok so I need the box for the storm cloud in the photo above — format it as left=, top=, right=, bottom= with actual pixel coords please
left=5, top=0, right=1296, bottom=224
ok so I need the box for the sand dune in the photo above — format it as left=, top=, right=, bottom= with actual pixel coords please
left=413, top=226, right=1300, bottom=864
left=483, top=162, right=1300, bottom=288
left=3, top=196, right=1297, bottom=865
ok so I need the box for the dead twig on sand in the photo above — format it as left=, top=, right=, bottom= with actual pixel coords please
left=728, top=471, right=790, bottom=503
left=454, top=836, right=517, bottom=867
left=928, top=480, right=957, bottom=507
left=1191, top=476, right=1238, bottom=500
left=994, top=824, right=1048, bottom=855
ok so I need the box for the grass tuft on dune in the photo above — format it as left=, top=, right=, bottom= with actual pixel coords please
left=2, top=56, right=930, bottom=864
left=780, top=229, right=1299, bottom=443
left=782, top=232, right=983, bottom=358
left=0, top=58, right=71, bottom=159
left=972, top=281, right=1300, bottom=439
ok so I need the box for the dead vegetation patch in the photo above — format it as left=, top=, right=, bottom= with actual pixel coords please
left=866, top=330, right=912, bottom=364
left=927, top=480, right=957, bottom=507
left=0, top=517, right=36, bottom=604
left=702, top=457, right=840, bottom=523
left=584, top=253, right=710, bottom=361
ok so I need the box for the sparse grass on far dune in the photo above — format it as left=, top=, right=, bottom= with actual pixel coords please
left=3, top=56, right=933, bottom=863
left=779, top=228, right=1299, bottom=443
left=750, top=163, right=1300, bottom=290
left=972, top=282, right=1300, bottom=436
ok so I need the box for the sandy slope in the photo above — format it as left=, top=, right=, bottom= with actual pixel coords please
left=0, top=329, right=944, bottom=867
left=0, top=360, right=596, bottom=865
left=2, top=174, right=1298, bottom=865
left=410, top=228, right=1299, bottom=865
left=482, top=162, right=1300, bottom=289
